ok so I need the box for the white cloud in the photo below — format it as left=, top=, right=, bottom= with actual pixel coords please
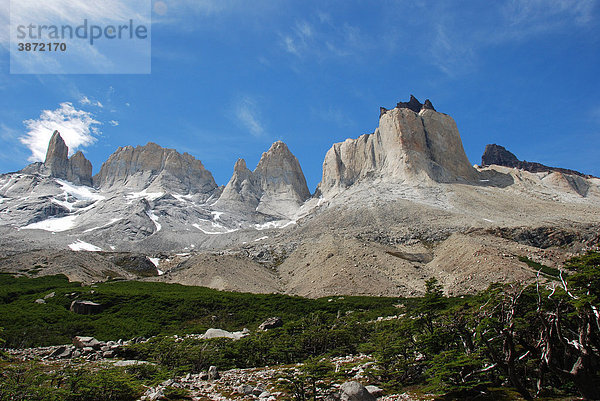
left=109, top=120, right=119, bottom=126
left=80, top=96, right=103, bottom=108
left=236, top=97, right=265, bottom=137
left=19, top=102, right=101, bottom=162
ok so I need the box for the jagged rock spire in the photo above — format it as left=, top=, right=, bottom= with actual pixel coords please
left=44, top=131, right=69, bottom=179
left=42, top=130, right=93, bottom=186
left=218, top=141, right=310, bottom=219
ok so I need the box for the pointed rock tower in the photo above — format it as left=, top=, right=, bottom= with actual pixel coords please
left=42, top=131, right=93, bottom=186
left=67, top=151, right=93, bottom=186
left=217, top=141, right=310, bottom=219
left=44, top=131, right=69, bottom=179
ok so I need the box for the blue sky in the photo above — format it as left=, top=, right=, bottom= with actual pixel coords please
left=0, top=0, right=599, bottom=191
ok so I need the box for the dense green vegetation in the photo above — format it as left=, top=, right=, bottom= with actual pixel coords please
left=0, top=273, right=402, bottom=348
left=517, top=256, right=561, bottom=279
left=1, top=252, right=599, bottom=400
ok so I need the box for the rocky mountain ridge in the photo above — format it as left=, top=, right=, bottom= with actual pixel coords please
left=1, top=95, right=599, bottom=297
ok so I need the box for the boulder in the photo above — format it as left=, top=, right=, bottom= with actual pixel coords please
left=70, top=300, right=102, bottom=315
left=208, top=365, right=220, bottom=380
left=49, top=346, right=72, bottom=359
left=201, top=328, right=249, bottom=340
left=235, top=384, right=254, bottom=395
left=365, top=385, right=384, bottom=397
left=340, top=381, right=376, bottom=401
left=73, top=336, right=102, bottom=349
left=258, top=317, right=283, bottom=331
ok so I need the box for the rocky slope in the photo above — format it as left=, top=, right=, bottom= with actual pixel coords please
left=0, top=96, right=599, bottom=297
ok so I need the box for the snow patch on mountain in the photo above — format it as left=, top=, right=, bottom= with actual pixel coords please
left=146, top=210, right=162, bottom=232
left=68, top=240, right=102, bottom=252
left=56, top=179, right=104, bottom=201
left=22, top=215, right=78, bottom=232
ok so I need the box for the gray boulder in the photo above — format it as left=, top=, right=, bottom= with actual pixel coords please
left=340, top=381, right=376, bottom=401
left=201, top=328, right=249, bottom=340
left=365, top=385, right=384, bottom=397
left=70, top=300, right=102, bottom=315
left=208, top=365, right=220, bottom=380
left=73, top=336, right=102, bottom=349
left=259, top=317, right=283, bottom=331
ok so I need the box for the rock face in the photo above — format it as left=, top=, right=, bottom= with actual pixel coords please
left=44, top=131, right=69, bottom=179
left=481, top=144, right=520, bottom=168
left=482, top=144, right=591, bottom=178
left=38, top=131, right=93, bottom=185
left=318, top=96, right=477, bottom=195
left=67, top=151, right=93, bottom=186
left=218, top=141, right=310, bottom=218
left=93, top=142, right=218, bottom=197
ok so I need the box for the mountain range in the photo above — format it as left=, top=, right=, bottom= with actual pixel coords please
left=1, top=96, right=599, bottom=297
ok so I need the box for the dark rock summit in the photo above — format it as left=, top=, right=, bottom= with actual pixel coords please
left=396, top=95, right=436, bottom=113
left=481, top=144, right=591, bottom=178
left=380, top=95, right=436, bottom=118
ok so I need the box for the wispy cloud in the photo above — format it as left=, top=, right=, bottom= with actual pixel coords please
left=281, top=16, right=368, bottom=60
left=420, top=0, right=598, bottom=76
left=109, top=120, right=119, bottom=126
left=19, top=103, right=101, bottom=162
left=235, top=97, right=265, bottom=138
left=80, top=96, right=104, bottom=108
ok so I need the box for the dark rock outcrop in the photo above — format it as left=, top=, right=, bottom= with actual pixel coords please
left=481, top=144, right=592, bottom=178
left=395, top=95, right=436, bottom=113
